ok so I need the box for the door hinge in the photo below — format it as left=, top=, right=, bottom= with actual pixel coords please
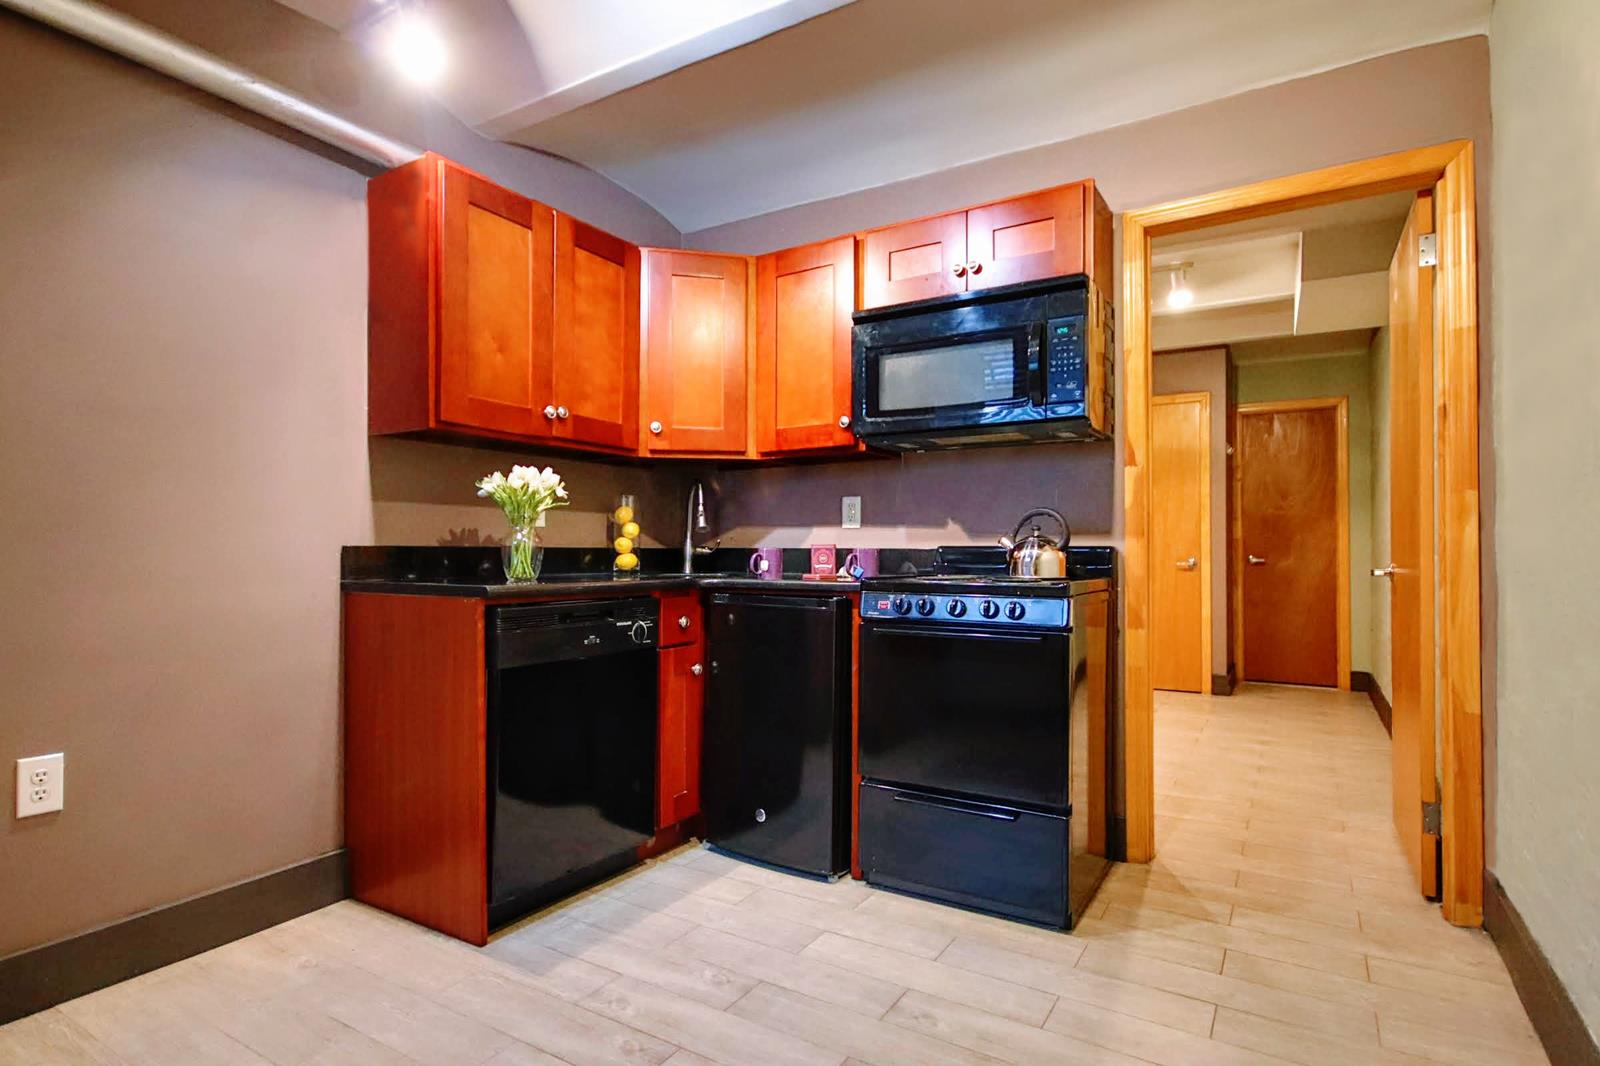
left=1421, top=799, right=1441, bottom=836
left=1418, top=233, right=1438, bottom=267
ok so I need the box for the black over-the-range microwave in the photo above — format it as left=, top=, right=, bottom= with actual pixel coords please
left=851, top=274, right=1112, bottom=451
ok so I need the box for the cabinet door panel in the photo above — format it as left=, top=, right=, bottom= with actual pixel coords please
left=643, top=250, right=748, bottom=454
left=859, top=212, right=967, bottom=309
left=554, top=215, right=639, bottom=449
left=758, top=237, right=856, bottom=453
left=438, top=164, right=554, bottom=436
left=657, top=642, right=704, bottom=828
left=966, top=184, right=1086, bottom=290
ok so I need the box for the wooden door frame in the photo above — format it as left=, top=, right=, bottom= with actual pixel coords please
left=1231, top=396, right=1351, bottom=691
left=1151, top=391, right=1212, bottom=694
left=1120, top=140, right=1484, bottom=926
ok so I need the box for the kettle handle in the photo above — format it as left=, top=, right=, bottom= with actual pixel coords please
left=1011, top=507, right=1071, bottom=548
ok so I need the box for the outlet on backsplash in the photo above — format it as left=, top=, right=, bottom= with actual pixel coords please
left=842, top=496, right=862, bottom=529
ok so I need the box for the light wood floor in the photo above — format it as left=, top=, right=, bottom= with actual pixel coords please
left=2, top=684, right=1543, bottom=1065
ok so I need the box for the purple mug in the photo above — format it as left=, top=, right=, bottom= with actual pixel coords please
left=843, top=548, right=879, bottom=578
left=747, top=547, right=783, bottom=580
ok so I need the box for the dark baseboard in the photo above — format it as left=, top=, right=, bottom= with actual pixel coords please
left=1351, top=671, right=1392, bottom=734
left=1484, top=870, right=1600, bottom=1066
left=1210, top=667, right=1236, bottom=696
left=0, top=850, right=347, bottom=1026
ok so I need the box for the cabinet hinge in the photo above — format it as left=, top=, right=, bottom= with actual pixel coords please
left=1418, top=233, right=1438, bottom=267
left=1422, top=799, right=1441, bottom=836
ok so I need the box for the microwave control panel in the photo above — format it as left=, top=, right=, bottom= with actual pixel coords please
left=1044, top=315, right=1087, bottom=406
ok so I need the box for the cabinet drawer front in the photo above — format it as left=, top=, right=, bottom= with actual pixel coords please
left=657, top=592, right=702, bottom=648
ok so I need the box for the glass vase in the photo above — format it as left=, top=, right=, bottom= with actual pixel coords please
left=502, top=523, right=544, bottom=584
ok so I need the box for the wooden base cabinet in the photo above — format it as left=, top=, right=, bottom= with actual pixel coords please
left=657, top=643, right=705, bottom=829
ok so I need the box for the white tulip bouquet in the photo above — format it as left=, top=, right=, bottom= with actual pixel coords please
left=476, top=465, right=570, bottom=581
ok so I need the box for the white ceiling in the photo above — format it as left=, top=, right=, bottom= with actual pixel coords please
left=277, top=0, right=1488, bottom=233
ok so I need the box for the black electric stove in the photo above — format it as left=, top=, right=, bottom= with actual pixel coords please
left=856, top=545, right=1117, bottom=929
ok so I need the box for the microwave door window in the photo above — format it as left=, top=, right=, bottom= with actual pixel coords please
left=876, top=336, right=1020, bottom=414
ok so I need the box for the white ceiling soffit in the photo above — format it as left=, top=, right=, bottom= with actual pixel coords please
left=496, top=0, right=1487, bottom=231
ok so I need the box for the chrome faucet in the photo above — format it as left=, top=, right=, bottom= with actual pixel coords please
left=683, top=481, right=714, bottom=574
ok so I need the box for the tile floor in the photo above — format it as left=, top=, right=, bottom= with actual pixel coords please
left=0, top=684, right=1544, bottom=1064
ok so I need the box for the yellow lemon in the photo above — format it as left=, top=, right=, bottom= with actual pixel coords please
left=615, top=552, right=639, bottom=571
left=621, top=520, right=641, bottom=539
left=613, top=536, right=634, bottom=555
left=613, top=505, right=634, bottom=524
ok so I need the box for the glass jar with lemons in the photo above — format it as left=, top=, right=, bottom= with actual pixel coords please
left=611, top=494, right=642, bottom=577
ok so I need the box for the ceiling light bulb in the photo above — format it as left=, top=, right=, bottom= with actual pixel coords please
left=384, top=7, right=447, bottom=87
left=1166, top=268, right=1194, bottom=310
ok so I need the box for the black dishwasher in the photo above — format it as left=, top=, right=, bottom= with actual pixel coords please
left=486, top=597, right=657, bottom=929
left=701, top=593, right=852, bottom=877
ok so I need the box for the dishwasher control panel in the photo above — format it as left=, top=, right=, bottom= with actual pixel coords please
left=491, top=597, right=659, bottom=668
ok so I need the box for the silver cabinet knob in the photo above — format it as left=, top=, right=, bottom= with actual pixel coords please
left=1247, top=555, right=1267, bottom=566
left=1372, top=565, right=1399, bottom=577
left=754, top=808, right=766, bottom=823
left=677, top=615, right=691, bottom=629
left=967, top=261, right=983, bottom=275
left=649, top=420, right=663, bottom=435
left=690, top=663, right=703, bottom=676
left=543, top=405, right=558, bottom=420
left=1177, top=557, right=1197, bottom=570
left=838, top=415, right=851, bottom=429
left=556, top=405, right=569, bottom=420
left=951, top=263, right=967, bottom=277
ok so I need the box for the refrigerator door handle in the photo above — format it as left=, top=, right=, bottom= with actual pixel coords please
left=890, top=790, right=1021, bottom=821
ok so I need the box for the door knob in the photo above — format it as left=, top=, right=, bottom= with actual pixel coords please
left=1247, top=555, right=1266, bottom=565
left=838, top=415, right=851, bottom=429
left=556, top=405, right=569, bottom=420
left=951, top=263, right=968, bottom=277
left=649, top=420, right=663, bottom=435
left=543, top=405, right=558, bottom=420
left=690, top=663, right=703, bottom=676
left=967, top=261, right=983, bottom=275
left=1177, top=557, right=1197, bottom=570
left=1372, top=565, right=1399, bottom=577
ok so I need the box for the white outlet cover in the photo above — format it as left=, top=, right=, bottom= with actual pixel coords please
left=16, top=753, right=63, bottom=817
left=842, top=496, right=862, bottom=529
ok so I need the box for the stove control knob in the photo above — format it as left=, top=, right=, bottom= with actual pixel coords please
left=1004, top=601, right=1027, bottom=621
left=979, top=598, right=1000, bottom=619
left=915, top=596, right=936, bottom=616
left=892, top=595, right=913, bottom=616
left=946, top=598, right=967, bottom=618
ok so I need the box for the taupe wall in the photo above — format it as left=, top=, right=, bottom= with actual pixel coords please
left=0, top=4, right=678, bottom=958
left=1368, top=327, right=1394, bottom=698
left=1488, top=0, right=1600, bottom=1033
left=1153, top=349, right=1230, bottom=680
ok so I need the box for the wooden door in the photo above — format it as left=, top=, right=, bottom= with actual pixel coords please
left=1151, top=392, right=1210, bottom=693
left=1238, top=398, right=1348, bottom=687
left=553, top=215, right=639, bottom=450
left=965, top=184, right=1087, bottom=291
left=642, top=250, right=749, bottom=454
left=1386, top=192, right=1439, bottom=897
left=657, top=642, right=704, bottom=828
left=858, top=212, right=967, bottom=309
left=437, top=162, right=554, bottom=436
left=757, top=237, right=856, bottom=453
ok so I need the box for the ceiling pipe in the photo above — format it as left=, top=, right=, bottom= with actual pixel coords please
left=1, top=0, right=424, bottom=169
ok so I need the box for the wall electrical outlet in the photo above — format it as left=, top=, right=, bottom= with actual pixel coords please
left=841, top=496, right=862, bottom=529
left=16, top=753, right=64, bottom=817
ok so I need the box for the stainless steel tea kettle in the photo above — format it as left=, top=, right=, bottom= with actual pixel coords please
left=999, top=508, right=1070, bottom=578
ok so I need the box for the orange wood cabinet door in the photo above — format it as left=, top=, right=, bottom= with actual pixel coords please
left=657, top=642, right=705, bottom=828
left=1151, top=393, right=1210, bottom=693
left=553, top=215, right=639, bottom=450
left=858, top=211, right=967, bottom=309
left=1239, top=405, right=1343, bottom=687
left=757, top=237, right=857, bottom=453
left=966, top=184, right=1087, bottom=291
left=642, top=250, right=750, bottom=455
left=438, top=161, right=555, bottom=437
left=1387, top=191, right=1440, bottom=898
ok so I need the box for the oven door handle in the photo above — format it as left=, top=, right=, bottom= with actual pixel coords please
left=869, top=625, right=1048, bottom=644
left=890, top=791, right=1020, bottom=822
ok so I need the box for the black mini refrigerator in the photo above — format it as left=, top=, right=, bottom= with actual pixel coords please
left=701, top=593, right=853, bottom=877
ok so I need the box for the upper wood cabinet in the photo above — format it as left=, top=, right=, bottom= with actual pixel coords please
left=554, top=216, right=640, bottom=451
left=757, top=236, right=857, bottom=454
left=859, top=180, right=1112, bottom=310
left=641, top=249, right=750, bottom=456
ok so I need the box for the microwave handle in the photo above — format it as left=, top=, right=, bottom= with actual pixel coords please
left=1026, top=325, right=1046, bottom=404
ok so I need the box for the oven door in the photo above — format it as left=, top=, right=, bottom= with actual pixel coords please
left=859, top=621, right=1071, bottom=810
